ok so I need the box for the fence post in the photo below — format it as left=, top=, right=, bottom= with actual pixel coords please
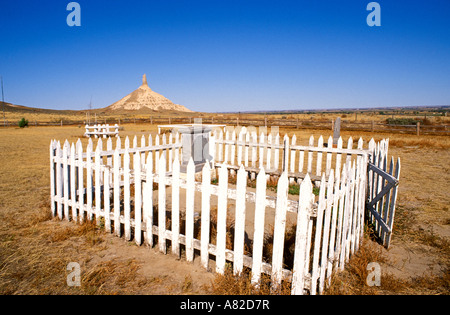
left=416, top=122, right=420, bottom=136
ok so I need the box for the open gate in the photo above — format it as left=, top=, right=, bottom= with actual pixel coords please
left=366, top=140, right=401, bottom=248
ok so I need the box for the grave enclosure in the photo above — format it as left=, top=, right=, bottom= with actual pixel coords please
left=49, top=125, right=400, bottom=295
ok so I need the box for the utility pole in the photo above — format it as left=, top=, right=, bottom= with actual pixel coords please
left=1, top=76, right=5, bottom=127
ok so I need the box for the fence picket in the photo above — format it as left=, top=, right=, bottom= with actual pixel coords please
left=346, top=137, right=353, bottom=165
left=307, top=135, right=314, bottom=174
left=233, top=165, right=247, bottom=275
left=216, top=164, right=228, bottom=274
left=95, top=146, right=101, bottom=224
left=251, top=132, right=257, bottom=168
left=311, top=173, right=327, bottom=295
left=266, top=133, right=272, bottom=170
left=237, top=130, right=243, bottom=165
left=290, top=134, right=297, bottom=173
left=334, top=163, right=347, bottom=271
left=113, top=149, right=121, bottom=237
left=271, top=172, right=289, bottom=288
left=144, top=153, right=154, bottom=246
left=274, top=133, right=280, bottom=170
left=77, top=140, right=84, bottom=223
left=291, top=174, right=314, bottom=295
left=124, top=150, right=131, bottom=240
left=326, top=167, right=341, bottom=285
left=316, top=136, right=323, bottom=176
left=230, top=130, right=236, bottom=167
left=259, top=132, right=265, bottom=169
left=336, top=137, right=343, bottom=176
left=319, top=169, right=335, bottom=294
left=55, top=141, right=62, bottom=219
left=104, top=167, right=111, bottom=233
left=158, top=153, right=166, bottom=253
left=251, top=167, right=267, bottom=285
left=200, top=161, right=211, bottom=268
left=224, top=130, right=230, bottom=164
left=70, top=143, right=77, bottom=221
left=86, top=141, right=93, bottom=221
left=63, top=141, right=69, bottom=220
left=186, top=158, right=195, bottom=262
left=155, top=135, right=160, bottom=172
left=326, top=136, right=332, bottom=176
left=50, top=141, right=56, bottom=217
left=134, top=153, right=142, bottom=245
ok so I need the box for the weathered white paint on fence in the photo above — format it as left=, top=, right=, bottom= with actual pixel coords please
left=172, top=156, right=181, bottom=256
left=251, top=167, right=267, bottom=285
left=185, top=158, right=195, bottom=262
left=366, top=139, right=401, bottom=248
left=158, top=153, right=166, bottom=254
left=233, top=165, right=247, bottom=275
left=291, top=173, right=314, bottom=295
left=216, top=164, right=228, bottom=274
left=200, top=161, right=211, bottom=269
left=271, top=172, right=289, bottom=288
left=49, top=131, right=398, bottom=294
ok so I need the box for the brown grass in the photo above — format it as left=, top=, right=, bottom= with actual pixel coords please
left=1, top=122, right=448, bottom=295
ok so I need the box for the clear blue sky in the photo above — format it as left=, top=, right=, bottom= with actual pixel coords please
left=1, top=0, right=449, bottom=112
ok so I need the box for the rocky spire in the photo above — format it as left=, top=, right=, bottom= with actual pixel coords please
left=142, top=74, right=148, bottom=87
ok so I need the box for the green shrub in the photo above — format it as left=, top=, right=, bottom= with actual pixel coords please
left=18, top=118, right=28, bottom=128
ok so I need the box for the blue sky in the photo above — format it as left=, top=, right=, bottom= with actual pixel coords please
left=1, top=0, right=449, bottom=112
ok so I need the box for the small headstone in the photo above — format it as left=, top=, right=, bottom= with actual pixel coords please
left=333, top=117, right=341, bottom=145
left=179, top=125, right=213, bottom=173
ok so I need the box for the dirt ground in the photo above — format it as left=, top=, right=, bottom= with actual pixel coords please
left=0, top=124, right=448, bottom=294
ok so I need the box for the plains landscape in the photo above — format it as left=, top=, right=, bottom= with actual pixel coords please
left=1, top=1, right=449, bottom=299
left=0, top=105, right=448, bottom=295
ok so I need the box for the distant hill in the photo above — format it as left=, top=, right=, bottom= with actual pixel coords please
left=104, top=74, right=192, bottom=113
left=0, top=102, right=83, bottom=115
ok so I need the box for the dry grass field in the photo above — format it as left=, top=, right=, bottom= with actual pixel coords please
left=0, top=120, right=449, bottom=295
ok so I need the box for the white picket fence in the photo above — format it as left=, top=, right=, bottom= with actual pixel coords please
left=85, top=124, right=120, bottom=138
left=49, top=131, right=392, bottom=295
left=366, top=139, right=401, bottom=248
left=212, top=128, right=370, bottom=183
